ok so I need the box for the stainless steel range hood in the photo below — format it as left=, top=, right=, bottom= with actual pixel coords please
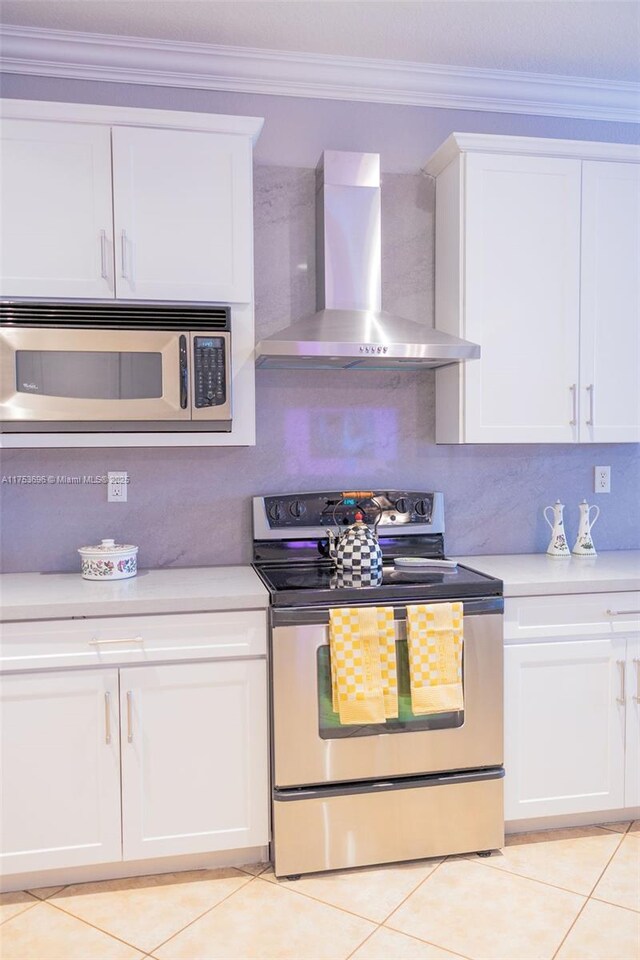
left=255, top=151, right=480, bottom=370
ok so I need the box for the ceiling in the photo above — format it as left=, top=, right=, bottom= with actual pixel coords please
left=1, top=0, right=638, bottom=83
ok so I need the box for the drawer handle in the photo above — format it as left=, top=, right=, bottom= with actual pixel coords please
left=127, top=691, right=133, bottom=743
left=104, top=691, right=111, bottom=745
left=606, top=609, right=640, bottom=616
left=89, top=636, right=144, bottom=646
left=616, top=660, right=626, bottom=705
left=634, top=659, right=640, bottom=705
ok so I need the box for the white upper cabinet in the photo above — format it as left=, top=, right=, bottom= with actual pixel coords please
left=580, top=161, right=640, bottom=443
left=0, top=102, right=261, bottom=305
left=0, top=119, right=114, bottom=299
left=112, top=127, right=253, bottom=303
left=463, top=153, right=581, bottom=443
left=427, top=134, right=640, bottom=444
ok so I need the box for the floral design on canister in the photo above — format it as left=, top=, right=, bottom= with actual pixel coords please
left=78, top=539, right=138, bottom=580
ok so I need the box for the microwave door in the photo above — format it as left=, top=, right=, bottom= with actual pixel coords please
left=0, top=327, right=190, bottom=422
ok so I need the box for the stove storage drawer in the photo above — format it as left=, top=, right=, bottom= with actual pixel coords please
left=273, top=770, right=505, bottom=878
left=0, top=609, right=267, bottom=672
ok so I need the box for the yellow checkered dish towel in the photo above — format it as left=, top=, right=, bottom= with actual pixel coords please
left=329, top=607, right=398, bottom=725
left=406, top=602, right=464, bottom=714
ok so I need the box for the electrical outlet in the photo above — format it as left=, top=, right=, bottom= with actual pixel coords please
left=107, top=471, right=128, bottom=503
left=594, top=466, right=610, bottom=494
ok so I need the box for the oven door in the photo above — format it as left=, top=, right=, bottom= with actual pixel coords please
left=271, top=598, right=503, bottom=789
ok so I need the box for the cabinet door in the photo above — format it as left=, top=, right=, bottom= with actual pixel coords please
left=504, top=638, right=626, bottom=821
left=626, top=637, right=640, bottom=807
left=0, top=669, right=121, bottom=873
left=120, top=660, right=269, bottom=861
left=0, top=119, right=114, bottom=298
left=580, top=161, right=640, bottom=442
left=463, top=153, right=581, bottom=442
left=112, top=127, right=253, bottom=302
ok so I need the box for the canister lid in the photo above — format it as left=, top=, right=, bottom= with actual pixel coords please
left=78, top=538, right=138, bottom=556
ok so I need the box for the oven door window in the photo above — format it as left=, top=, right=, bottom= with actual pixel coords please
left=15, top=350, right=163, bottom=400
left=317, top=639, right=464, bottom=739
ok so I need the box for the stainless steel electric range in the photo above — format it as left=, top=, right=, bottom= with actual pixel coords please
left=252, top=490, right=504, bottom=879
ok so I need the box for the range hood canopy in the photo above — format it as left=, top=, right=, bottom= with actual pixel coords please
left=255, top=151, right=480, bottom=371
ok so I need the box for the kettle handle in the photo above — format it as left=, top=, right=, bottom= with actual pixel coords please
left=332, top=495, right=383, bottom=533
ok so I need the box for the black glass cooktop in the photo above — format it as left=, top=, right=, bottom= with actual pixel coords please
left=253, top=560, right=503, bottom=608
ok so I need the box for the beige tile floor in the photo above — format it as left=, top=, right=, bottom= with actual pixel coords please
left=0, top=821, right=638, bottom=960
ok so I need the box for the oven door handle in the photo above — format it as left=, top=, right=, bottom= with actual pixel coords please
left=269, top=595, right=504, bottom=627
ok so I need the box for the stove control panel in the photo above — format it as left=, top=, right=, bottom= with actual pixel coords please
left=262, top=491, right=436, bottom=529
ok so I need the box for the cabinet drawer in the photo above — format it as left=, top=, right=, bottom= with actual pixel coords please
left=0, top=610, right=267, bottom=672
left=504, top=592, right=640, bottom=643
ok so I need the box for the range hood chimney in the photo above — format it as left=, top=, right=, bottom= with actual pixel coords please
left=255, top=150, right=480, bottom=370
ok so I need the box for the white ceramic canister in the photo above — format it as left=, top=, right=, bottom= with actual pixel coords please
left=78, top=538, right=138, bottom=580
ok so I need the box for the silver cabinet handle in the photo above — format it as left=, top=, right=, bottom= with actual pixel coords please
left=569, top=384, right=577, bottom=426
left=99, top=230, right=108, bottom=280
left=89, top=636, right=143, bottom=646
left=104, top=691, right=112, bottom=744
left=126, top=690, right=133, bottom=742
left=606, top=610, right=640, bottom=616
left=586, top=383, right=595, bottom=426
left=616, top=660, right=626, bottom=705
left=634, top=659, right=640, bottom=705
left=120, top=229, right=130, bottom=280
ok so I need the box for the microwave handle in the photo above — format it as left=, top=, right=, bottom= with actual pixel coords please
left=179, top=335, right=188, bottom=409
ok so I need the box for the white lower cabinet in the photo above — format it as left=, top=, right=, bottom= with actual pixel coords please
left=505, top=638, right=626, bottom=820
left=625, top=637, right=640, bottom=807
left=0, top=669, right=122, bottom=873
left=0, top=609, right=270, bottom=880
left=121, top=660, right=269, bottom=861
left=504, top=592, right=640, bottom=824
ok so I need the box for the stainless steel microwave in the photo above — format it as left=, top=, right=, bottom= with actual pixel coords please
left=0, top=301, right=232, bottom=432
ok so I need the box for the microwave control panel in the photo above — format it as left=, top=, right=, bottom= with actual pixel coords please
left=194, top=336, right=226, bottom=407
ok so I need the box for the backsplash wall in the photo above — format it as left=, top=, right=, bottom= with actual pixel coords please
left=1, top=166, right=638, bottom=573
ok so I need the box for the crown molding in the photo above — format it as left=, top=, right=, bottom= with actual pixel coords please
left=0, top=97, right=264, bottom=140
left=1, top=25, right=639, bottom=124
left=425, top=132, right=640, bottom=175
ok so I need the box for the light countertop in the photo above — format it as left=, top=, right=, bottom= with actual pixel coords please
left=0, top=566, right=269, bottom=621
left=454, top=550, right=640, bottom=597
left=2, top=552, right=639, bottom=621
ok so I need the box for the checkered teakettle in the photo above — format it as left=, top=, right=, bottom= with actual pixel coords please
left=326, top=495, right=383, bottom=574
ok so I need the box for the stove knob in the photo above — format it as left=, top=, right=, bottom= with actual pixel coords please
left=268, top=502, right=285, bottom=523
left=414, top=498, right=430, bottom=518
left=289, top=500, right=306, bottom=519
left=394, top=497, right=410, bottom=514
